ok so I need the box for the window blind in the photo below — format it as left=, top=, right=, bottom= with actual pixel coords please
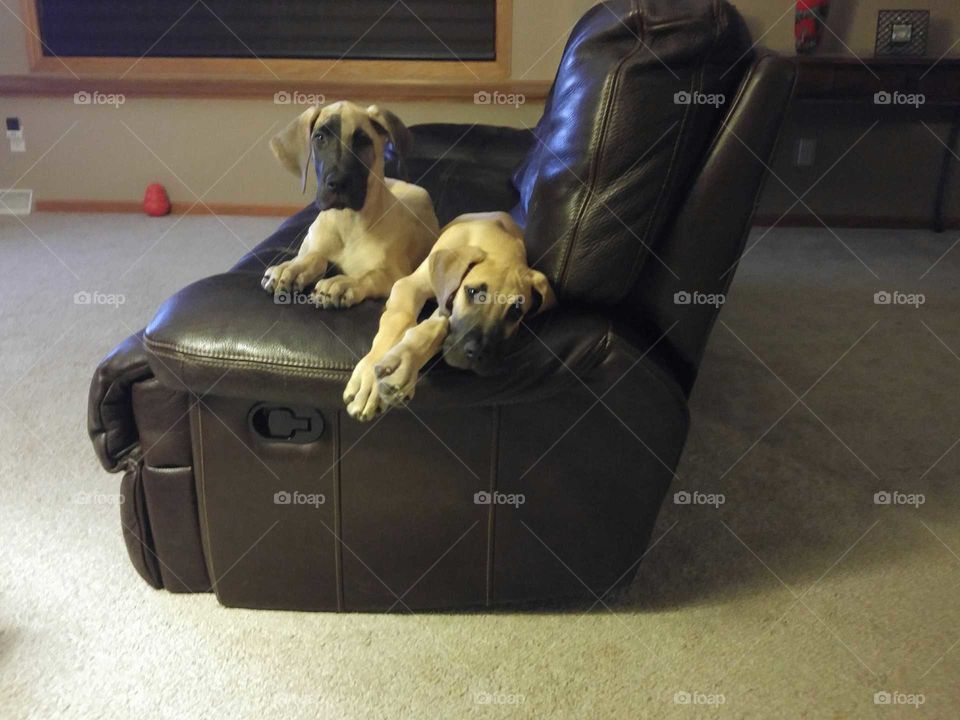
left=37, top=1, right=497, bottom=61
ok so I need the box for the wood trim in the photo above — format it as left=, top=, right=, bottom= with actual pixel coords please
left=21, top=0, right=513, bottom=82
left=35, top=200, right=304, bottom=217
left=37, top=202, right=958, bottom=229
left=27, top=56, right=511, bottom=82
left=496, top=0, right=513, bottom=77
left=19, top=0, right=43, bottom=67
left=0, top=73, right=551, bottom=102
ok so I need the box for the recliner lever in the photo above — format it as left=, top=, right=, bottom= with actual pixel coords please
left=248, top=404, right=325, bottom=443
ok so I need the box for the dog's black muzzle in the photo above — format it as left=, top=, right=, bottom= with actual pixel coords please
left=314, top=142, right=369, bottom=212
left=443, top=326, right=505, bottom=376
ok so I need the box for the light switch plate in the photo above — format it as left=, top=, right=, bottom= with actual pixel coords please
left=796, top=138, right=817, bottom=167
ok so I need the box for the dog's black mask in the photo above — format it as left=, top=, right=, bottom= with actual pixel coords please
left=311, top=115, right=373, bottom=212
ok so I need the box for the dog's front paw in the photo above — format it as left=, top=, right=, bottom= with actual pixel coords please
left=344, top=359, right=382, bottom=422
left=261, top=261, right=319, bottom=295
left=261, top=263, right=288, bottom=294
left=311, top=275, right=361, bottom=310
left=374, top=348, right=418, bottom=408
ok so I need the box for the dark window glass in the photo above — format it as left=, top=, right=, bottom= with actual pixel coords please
left=37, top=1, right=497, bottom=61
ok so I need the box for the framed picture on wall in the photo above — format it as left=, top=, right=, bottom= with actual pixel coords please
left=875, top=10, right=930, bottom=57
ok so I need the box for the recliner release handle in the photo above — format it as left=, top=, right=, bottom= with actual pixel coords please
left=248, top=404, right=325, bottom=443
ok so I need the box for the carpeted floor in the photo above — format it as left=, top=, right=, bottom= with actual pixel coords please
left=1, top=213, right=959, bottom=719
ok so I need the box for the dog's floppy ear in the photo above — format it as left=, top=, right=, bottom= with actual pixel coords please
left=527, top=269, right=558, bottom=316
left=429, top=246, right=487, bottom=315
left=367, top=105, right=413, bottom=177
left=270, top=106, right=322, bottom=194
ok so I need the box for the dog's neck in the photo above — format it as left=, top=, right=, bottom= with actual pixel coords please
left=355, top=160, right=392, bottom=221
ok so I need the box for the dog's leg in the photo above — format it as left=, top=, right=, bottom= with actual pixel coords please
left=261, top=252, right=329, bottom=295
left=375, top=308, right=449, bottom=408
left=311, top=268, right=394, bottom=310
left=344, top=270, right=432, bottom=421
left=262, top=216, right=338, bottom=295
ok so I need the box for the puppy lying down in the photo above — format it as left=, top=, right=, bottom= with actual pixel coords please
left=344, top=212, right=557, bottom=421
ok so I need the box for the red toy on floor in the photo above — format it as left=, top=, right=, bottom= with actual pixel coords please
left=143, top=183, right=171, bottom=216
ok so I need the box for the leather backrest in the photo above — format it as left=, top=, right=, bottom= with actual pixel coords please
left=512, top=0, right=753, bottom=305
left=624, top=55, right=798, bottom=389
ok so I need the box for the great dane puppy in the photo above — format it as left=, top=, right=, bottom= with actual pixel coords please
left=262, top=101, right=440, bottom=309
left=344, top=212, right=557, bottom=421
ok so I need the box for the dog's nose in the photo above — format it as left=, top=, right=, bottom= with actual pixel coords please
left=325, top=175, right=348, bottom=193
left=463, top=337, right=483, bottom=361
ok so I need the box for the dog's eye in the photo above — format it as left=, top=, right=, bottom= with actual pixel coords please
left=314, top=132, right=327, bottom=146
left=465, top=286, right=490, bottom=304
left=506, top=302, right=524, bottom=322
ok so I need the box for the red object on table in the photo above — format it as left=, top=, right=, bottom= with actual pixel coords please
left=143, top=183, right=172, bottom=216
left=796, top=0, right=830, bottom=54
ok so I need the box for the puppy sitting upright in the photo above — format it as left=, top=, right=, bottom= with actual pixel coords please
left=262, top=101, right=440, bottom=309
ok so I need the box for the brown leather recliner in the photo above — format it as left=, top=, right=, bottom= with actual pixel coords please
left=87, top=0, right=797, bottom=611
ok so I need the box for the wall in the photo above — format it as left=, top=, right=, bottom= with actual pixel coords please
left=1, top=0, right=959, bottom=209
left=0, top=1, right=597, bottom=208
left=736, top=0, right=959, bottom=56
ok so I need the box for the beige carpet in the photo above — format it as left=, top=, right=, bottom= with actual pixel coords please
left=1, top=213, right=959, bottom=719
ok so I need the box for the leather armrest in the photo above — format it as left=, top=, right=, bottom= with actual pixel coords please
left=88, top=331, right=153, bottom=472
left=230, top=204, right=317, bottom=273
left=141, top=272, right=675, bottom=410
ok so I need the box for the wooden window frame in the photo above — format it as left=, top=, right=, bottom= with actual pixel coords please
left=20, top=0, right=513, bottom=83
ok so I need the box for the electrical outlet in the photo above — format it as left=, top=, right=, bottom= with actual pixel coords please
left=6, top=117, right=25, bottom=153
left=796, top=138, right=816, bottom=167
